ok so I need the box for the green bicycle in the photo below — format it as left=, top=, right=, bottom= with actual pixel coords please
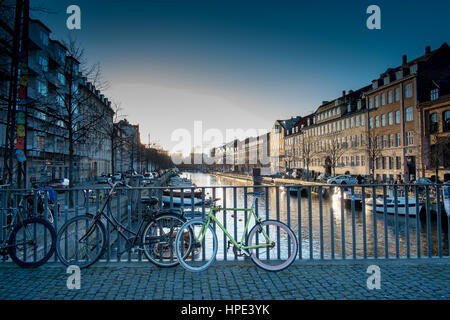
left=174, top=191, right=298, bottom=272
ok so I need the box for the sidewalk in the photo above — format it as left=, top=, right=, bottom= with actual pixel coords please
left=0, top=259, right=449, bottom=300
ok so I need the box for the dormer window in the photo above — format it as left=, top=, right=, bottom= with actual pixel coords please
left=410, top=64, right=418, bottom=74
left=347, top=104, right=351, bottom=113
left=431, top=88, right=439, bottom=101
left=396, top=70, right=403, bottom=80
left=384, top=76, right=390, bottom=85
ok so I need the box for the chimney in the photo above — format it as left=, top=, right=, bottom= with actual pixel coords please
left=402, top=55, right=407, bottom=65
left=342, top=90, right=346, bottom=97
left=425, top=46, right=431, bottom=55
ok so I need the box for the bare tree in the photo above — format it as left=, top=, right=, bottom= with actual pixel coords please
left=427, top=134, right=450, bottom=182
left=364, top=131, right=383, bottom=182
left=324, top=138, right=347, bottom=176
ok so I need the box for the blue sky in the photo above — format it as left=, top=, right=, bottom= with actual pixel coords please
left=30, top=0, right=450, bottom=153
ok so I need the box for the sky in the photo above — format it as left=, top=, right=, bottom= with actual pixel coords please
left=30, top=0, right=450, bottom=155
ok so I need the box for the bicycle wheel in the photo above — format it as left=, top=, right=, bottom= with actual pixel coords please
left=247, top=220, right=298, bottom=272
left=142, top=213, right=190, bottom=267
left=8, top=218, right=56, bottom=268
left=56, top=215, right=107, bottom=269
left=175, top=219, right=218, bottom=272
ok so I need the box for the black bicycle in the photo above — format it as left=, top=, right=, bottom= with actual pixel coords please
left=0, top=195, right=56, bottom=268
left=56, top=180, right=193, bottom=269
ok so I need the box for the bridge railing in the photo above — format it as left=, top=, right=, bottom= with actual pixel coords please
left=0, top=184, right=449, bottom=264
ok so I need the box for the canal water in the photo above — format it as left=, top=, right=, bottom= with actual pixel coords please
left=182, top=172, right=449, bottom=260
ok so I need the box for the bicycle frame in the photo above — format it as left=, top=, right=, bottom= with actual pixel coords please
left=199, top=206, right=272, bottom=252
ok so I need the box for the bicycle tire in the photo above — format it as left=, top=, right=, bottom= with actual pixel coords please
left=175, top=219, right=218, bottom=272
left=247, top=220, right=298, bottom=272
left=8, top=218, right=56, bottom=268
left=56, top=215, right=107, bottom=269
left=141, top=213, right=190, bottom=268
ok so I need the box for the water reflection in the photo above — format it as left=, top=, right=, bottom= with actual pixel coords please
left=183, top=172, right=449, bottom=259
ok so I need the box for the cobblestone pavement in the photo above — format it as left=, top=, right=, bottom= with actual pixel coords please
left=0, top=259, right=449, bottom=300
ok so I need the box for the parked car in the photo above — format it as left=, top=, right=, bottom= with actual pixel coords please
left=327, top=175, right=357, bottom=185
left=143, top=173, right=154, bottom=185
left=46, top=178, right=70, bottom=191
left=414, top=178, right=435, bottom=185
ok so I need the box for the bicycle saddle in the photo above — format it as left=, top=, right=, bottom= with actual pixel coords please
left=141, top=197, right=159, bottom=206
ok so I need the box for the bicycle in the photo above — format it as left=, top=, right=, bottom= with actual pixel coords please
left=174, top=191, right=298, bottom=272
left=56, top=180, right=193, bottom=269
left=0, top=200, right=56, bottom=268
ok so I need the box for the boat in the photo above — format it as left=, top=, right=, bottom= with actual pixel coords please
left=365, top=190, right=423, bottom=216
left=333, top=189, right=363, bottom=210
left=162, top=195, right=203, bottom=207
left=443, top=183, right=450, bottom=217
left=162, top=189, right=203, bottom=199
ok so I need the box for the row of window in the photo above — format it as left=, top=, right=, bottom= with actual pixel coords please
left=309, top=155, right=366, bottom=168
left=368, top=108, right=413, bottom=129
left=368, top=84, right=413, bottom=110
left=303, top=114, right=366, bottom=138
left=429, top=110, right=450, bottom=133
left=374, top=157, right=402, bottom=171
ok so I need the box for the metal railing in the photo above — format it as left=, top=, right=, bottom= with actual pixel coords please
left=1, top=183, right=449, bottom=264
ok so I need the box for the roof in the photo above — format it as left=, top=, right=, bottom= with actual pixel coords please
left=432, top=80, right=450, bottom=89
left=277, top=116, right=302, bottom=131
left=29, top=19, right=52, bottom=33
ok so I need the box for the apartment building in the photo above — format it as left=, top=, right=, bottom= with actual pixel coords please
left=270, top=117, right=300, bottom=173
left=418, top=80, right=450, bottom=182
left=366, top=43, right=450, bottom=182
left=297, top=88, right=370, bottom=177
left=0, top=18, right=115, bottom=186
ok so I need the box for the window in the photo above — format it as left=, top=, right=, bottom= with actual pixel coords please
left=347, top=104, right=351, bottom=113
left=381, top=157, right=386, bottom=170
left=406, top=131, right=414, bottom=146
left=444, top=111, right=450, bottom=132
left=430, top=113, right=439, bottom=134
left=431, top=89, right=439, bottom=101
left=405, top=84, right=413, bottom=98
left=350, top=117, right=354, bottom=128
left=36, top=136, right=45, bottom=149
left=375, top=116, right=380, bottom=128
left=394, top=88, right=400, bottom=102
left=38, top=56, right=48, bottom=72
left=369, top=97, right=373, bottom=109
left=381, top=135, right=387, bottom=148
left=388, top=112, right=393, bottom=126
left=395, top=110, right=401, bottom=124
left=384, top=77, right=390, bottom=86
left=381, top=114, right=386, bottom=127
left=381, top=93, right=386, bottom=106
left=361, top=156, right=365, bottom=166
left=396, top=157, right=401, bottom=170
left=57, top=73, right=65, bottom=85
left=395, top=133, right=401, bottom=147
left=406, top=107, right=414, bottom=122
left=38, top=80, right=47, bottom=96
left=356, top=156, right=360, bottom=167
left=388, top=91, right=393, bottom=104
left=369, top=117, right=374, bottom=129
left=410, top=64, right=418, bottom=74
left=39, top=31, right=49, bottom=46
left=345, top=118, right=349, bottom=129
left=355, top=116, right=360, bottom=127
left=374, top=96, right=379, bottom=108
left=361, top=115, right=365, bottom=126
left=388, top=134, right=394, bottom=148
